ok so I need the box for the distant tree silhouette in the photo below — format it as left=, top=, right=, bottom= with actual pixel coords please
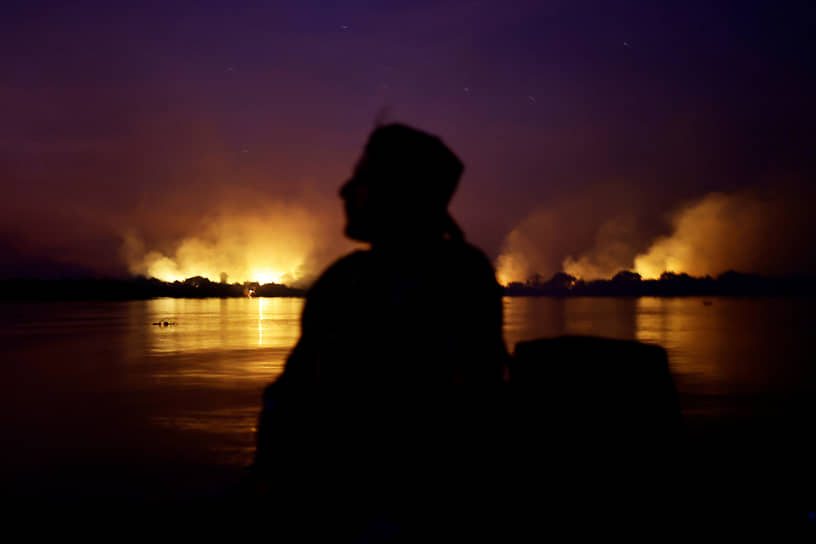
left=612, top=270, right=641, bottom=282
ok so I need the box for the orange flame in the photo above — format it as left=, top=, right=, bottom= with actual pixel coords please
left=123, top=204, right=353, bottom=286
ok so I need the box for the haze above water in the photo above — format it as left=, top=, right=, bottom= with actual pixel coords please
left=1, top=296, right=813, bottom=502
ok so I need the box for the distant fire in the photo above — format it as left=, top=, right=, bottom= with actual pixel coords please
left=123, top=204, right=353, bottom=287
left=495, top=188, right=810, bottom=285
left=135, top=237, right=303, bottom=285
left=633, top=192, right=754, bottom=279
left=495, top=251, right=528, bottom=287
left=251, top=269, right=284, bottom=285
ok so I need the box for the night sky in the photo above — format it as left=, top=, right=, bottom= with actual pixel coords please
left=2, top=1, right=814, bottom=283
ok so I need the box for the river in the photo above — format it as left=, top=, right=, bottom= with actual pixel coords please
left=1, top=296, right=813, bottom=514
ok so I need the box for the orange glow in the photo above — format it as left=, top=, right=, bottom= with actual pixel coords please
left=495, top=250, right=530, bottom=286
left=633, top=192, right=769, bottom=279
left=138, top=237, right=304, bottom=285
left=252, top=268, right=286, bottom=285
left=495, top=189, right=805, bottom=284
left=123, top=204, right=354, bottom=286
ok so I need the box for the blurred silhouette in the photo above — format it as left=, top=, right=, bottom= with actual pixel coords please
left=250, top=124, right=509, bottom=539
left=247, top=124, right=683, bottom=538
left=508, top=336, right=680, bottom=522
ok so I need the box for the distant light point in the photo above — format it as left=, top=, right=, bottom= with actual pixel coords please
left=463, top=87, right=470, bottom=93
left=226, top=66, right=234, bottom=71
left=623, top=41, right=631, bottom=47
left=528, top=95, right=537, bottom=104
left=340, top=25, right=349, bottom=31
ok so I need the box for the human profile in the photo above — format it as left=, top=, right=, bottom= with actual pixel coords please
left=251, top=123, right=509, bottom=538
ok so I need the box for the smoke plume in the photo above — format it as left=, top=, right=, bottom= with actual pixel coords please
left=634, top=189, right=812, bottom=278
left=123, top=201, right=355, bottom=287
left=495, top=184, right=658, bottom=284
left=496, top=185, right=814, bottom=284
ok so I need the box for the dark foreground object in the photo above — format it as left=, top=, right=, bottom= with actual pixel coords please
left=10, top=336, right=811, bottom=534
left=511, top=335, right=680, bottom=473
left=509, top=336, right=815, bottom=531
left=241, top=335, right=684, bottom=539
left=504, top=336, right=681, bottom=530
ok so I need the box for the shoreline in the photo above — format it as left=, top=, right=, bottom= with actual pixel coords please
left=1, top=274, right=814, bottom=302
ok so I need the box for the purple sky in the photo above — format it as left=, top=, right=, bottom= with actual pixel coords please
left=1, top=1, right=814, bottom=280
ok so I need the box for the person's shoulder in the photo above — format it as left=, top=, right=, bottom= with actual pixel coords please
left=450, top=240, right=495, bottom=270
left=445, top=240, right=500, bottom=285
left=307, top=249, right=373, bottom=294
left=325, top=249, right=373, bottom=275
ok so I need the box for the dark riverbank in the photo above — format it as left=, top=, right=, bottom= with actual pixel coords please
left=506, top=270, right=816, bottom=297
left=0, top=276, right=306, bottom=301
left=1, top=271, right=815, bottom=301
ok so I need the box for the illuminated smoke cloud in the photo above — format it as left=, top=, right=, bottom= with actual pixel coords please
left=496, top=186, right=814, bottom=285
left=122, top=202, right=355, bottom=287
left=495, top=207, right=581, bottom=285
left=634, top=190, right=812, bottom=279
left=561, top=215, right=641, bottom=280
left=498, top=212, right=643, bottom=284
left=495, top=185, right=653, bottom=284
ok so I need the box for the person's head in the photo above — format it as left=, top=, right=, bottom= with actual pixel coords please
left=340, top=124, right=464, bottom=245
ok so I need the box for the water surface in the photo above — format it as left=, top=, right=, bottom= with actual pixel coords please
left=1, top=296, right=812, bottom=503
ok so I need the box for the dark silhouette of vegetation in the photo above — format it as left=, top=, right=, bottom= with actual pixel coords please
left=504, top=270, right=816, bottom=297
left=1, top=269, right=814, bottom=302
left=0, top=275, right=305, bottom=301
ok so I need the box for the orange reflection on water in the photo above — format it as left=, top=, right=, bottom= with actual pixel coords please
left=139, top=296, right=809, bottom=468
left=502, top=296, right=791, bottom=410
left=503, top=297, right=638, bottom=351
left=258, top=297, right=264, bottom=346
left=145, top=297, right=301, bottom=382
left=635, top=297, right=727, bottom=385
left=141, top=297, right=304, bottom=467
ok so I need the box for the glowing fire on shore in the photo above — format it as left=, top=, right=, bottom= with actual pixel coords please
left=136, top=243, right=300, bottom=285
left=495, top=189, right=809, bottom=285
left=123, top=205, right=352, bottom=287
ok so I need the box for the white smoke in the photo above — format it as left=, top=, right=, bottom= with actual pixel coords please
left=122, top=202, right=355, bottom=287
left=496, top=185, right=814, bottom=284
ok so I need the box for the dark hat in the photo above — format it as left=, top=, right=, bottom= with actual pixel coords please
left=363, top=124, right=464, bottom=208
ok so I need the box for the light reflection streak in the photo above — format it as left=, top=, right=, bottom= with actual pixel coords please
left=143, top=297, right=303, bottom=466
left=146, top=297, right=302, bottom=356
left=258, top=297, right=264, bottom=346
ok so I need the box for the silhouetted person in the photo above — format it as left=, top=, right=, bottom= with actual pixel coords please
left=251, top=124, right=509, bottom=540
